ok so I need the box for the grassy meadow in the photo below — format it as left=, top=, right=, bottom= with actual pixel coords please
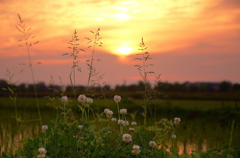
left=1, top=97, right=240, bottom=156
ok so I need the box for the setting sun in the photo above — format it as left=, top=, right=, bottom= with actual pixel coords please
left=116, top=46, right=132, bottom=55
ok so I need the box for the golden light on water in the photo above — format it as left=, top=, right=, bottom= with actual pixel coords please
left=116, top=46, right=132, bottom=55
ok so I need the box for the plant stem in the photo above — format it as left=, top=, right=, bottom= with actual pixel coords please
left=117, top=103, right=120, bottom=120
left=24, top=32, right=42, bottom=126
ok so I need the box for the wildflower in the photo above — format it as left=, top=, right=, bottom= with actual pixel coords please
left=111, top=118, right=117, bottom=122
left=172, top=135, right=176, bottom=139
left=38, top=147, right=47, bottom=158
left=78, top=125, right=84, bottom=130
left=132, top=145, right=141, bottom=155
left=120, top=108, right=127, bottom=115
left=122, top=133, right=132, bottom=143
left=86, top=97, right=93, bottom=104
left=104, top=108, right=110, bottom=114
left=122, top=120, right=129, bottom=126
left=149, top=141, right=156, bottom=148
left=105, top=109, right=113, bottom=117
left=174, top=117, right=181, bottom=125
left=61, top=96, right=68, bottom=103
left=114, top=95, right=121, bottom=103
left=42, top=125, right=48, bottom=131
left=118, top=119, right=123, bottom=125
left=108, top=131, right=112, bottom=134
left=131, top=122, right=137, bottom=126
left=129, top=127, right=134, bottom=131
left=78, top=95, right=86, bottom=103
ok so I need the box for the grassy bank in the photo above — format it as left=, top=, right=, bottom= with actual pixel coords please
left=1, top=97, right=240, bottom=156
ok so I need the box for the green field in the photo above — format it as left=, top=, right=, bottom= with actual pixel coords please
left=1, top=97, right=240, bottom=155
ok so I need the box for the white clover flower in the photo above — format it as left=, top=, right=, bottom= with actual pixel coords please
left=132, top=145, right=141, bottom=155
left=122, top=120, right=129, bottom=126
left=122, top=133, right=132, bottom=143
left=38, top=147, right=47, bottom=154
left=133, top=145, right=140, bottom=150
left=104, top=108, right=110, bottom=114
left=118, top=119, right=123, bottom=125
left=149, top=141, right=156, bottom=148
left=78, top=95, right=87, bottom=103
left=61, top=96, right=68, bottom=103
left=131, top=122, right=137, bottom=126
left=111, top=118, right=117, bottom=122
left=172, top=135, right=176, bottom=139
left=42, top=125, right=48, bottom=131
left=114, top=95, right=121, bottom=103
left=78, top=125, right=84, bottom=130
left=37, top=154, right=46, bottom=158
left=120, top=108, right=127, bottom=115
left=86, top=97, right=93, bottom=104
left=106, top=110, right=113, bottom=117
left=129, top=127, right=134, bottom=131
left=174, top=117, right=181, bottom=125
left=38, top=147, right=47, bottom=158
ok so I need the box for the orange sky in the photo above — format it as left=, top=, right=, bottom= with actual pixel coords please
left=0, top=0, right=240, bottom=87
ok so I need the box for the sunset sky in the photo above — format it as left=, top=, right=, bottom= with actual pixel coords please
left=0, top=0, right=240, bottom=88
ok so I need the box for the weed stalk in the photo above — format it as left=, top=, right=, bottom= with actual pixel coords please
left=16, top=14, right=42, bottom=125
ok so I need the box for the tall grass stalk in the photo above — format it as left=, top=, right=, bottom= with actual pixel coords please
left=135, top=38, right=153, bottom=129
left=4, top=70, right=19, bottom=127
left=63, top=29, right=83, bottom=115
left=85, top=28, right=102, bottom=94
left=16, top=14, right=42, bottom=125
left=92, top=69, right=109, bottom=108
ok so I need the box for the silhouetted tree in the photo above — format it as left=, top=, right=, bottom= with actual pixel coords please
left=0, top=80, right=9, bottom=92
left=103, top=84, right=111, bottom=91
left=36, top=82, right=47, bottom=92
left=75, top=85, right=86, bottom=91
left=232, top=83, right=240, bottom=92
left=219, top=81, right=232, bottom=92
left=16, top=83, right=27, bottom=92
left=155, top=82, right=174, bottom=92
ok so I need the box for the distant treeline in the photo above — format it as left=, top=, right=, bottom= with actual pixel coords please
left=0, top=79, right=240, bottom=93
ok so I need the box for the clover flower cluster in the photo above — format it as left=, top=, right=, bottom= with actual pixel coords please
left=77, top=94, right=93, bottom=104
left=111, top=118, right=117, bottom=122
left=122, top=133, right=132, bottom=143
left=114, top=95, right=121, bottom=103
left=104, top=108, right=113, bottom=117
left=120, top=108, right=127, bottom=115
left=129, top=127, right=134, bottom=131
left=132, top=145, right=141, bottom=155
left=61, top=96, right=68, bottom=103
left=131, top=122, right=137, bottom=126
left=42, top=125, right=48, bottom=132
left=174, top=117, right=181, bottom=125
left=118, top=119, right=129, bottom=126
left=149, top=141, right=156, bottom=148
left=37, top=147, right=47, bottom=158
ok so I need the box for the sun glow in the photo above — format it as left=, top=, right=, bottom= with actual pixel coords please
left=115, top=13, right=131, bottom=21
left=116, top=46, right=132, bottom=55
